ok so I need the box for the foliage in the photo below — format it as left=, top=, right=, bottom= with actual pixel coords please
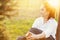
left=0, top=0, right=18, bottom=40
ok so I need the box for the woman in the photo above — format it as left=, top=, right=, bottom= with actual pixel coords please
left=25, top=4, right=58, bottom=40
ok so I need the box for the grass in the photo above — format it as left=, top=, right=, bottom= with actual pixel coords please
left=5, top=18, right=35, bottom=40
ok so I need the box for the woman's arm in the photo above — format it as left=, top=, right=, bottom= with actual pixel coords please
left=25, top=17, right=43, bottom=38
left=32, top=17, right=43, bottom=28
left=31, top=19, right=57, bottom=39
left=43, top=19, right=57, bottom=38
left=30, top=32, right=46, bottom=39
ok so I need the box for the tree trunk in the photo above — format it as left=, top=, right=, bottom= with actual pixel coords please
left=56, top=9, right=60, bottom=40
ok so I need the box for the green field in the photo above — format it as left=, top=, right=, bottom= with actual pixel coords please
left=5, top=18, right=35, bottom=40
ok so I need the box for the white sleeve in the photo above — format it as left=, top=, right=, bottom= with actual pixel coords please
left=32, top=17, right=43, bottom=29
left=44, top=19, right=58, bottom=38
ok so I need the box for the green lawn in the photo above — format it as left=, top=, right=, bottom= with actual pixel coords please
left=5, top=19, right=35, bottom=40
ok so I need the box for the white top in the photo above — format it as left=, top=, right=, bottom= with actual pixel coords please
left=32, top=17, right=58, bottom=39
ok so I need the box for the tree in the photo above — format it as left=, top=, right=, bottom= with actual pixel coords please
left=56, top=10, right=60, bottom=40
left=0, top=0, right=18, bottom=40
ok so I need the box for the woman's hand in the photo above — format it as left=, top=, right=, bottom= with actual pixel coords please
left=25, top=32, right=46, bottom=39
left=30, top=33, right=40, bottom=39
left=25, top=32, right=32, bottom=39
left=25, top=32, right=37, bottom=40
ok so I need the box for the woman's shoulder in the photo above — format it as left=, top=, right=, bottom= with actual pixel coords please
left=35, top=17, right=44, bottom=21
left=48, top=18, right=58, bottom=25
left=49, top=18, right=57, bottom=22
left=34, top=17, right=44, bottom=23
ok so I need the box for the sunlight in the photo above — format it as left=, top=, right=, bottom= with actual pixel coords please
left=46, top=0, right=59, bottom=21
left=47, top=0, right=59, bottom=8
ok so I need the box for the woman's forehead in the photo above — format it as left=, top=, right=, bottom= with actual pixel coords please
left=40, top=5, right=46, bottom=11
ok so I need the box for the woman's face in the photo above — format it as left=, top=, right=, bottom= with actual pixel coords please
left=40, top=7, right=49, bottom=19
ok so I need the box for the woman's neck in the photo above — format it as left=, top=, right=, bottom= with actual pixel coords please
left=44, top=17, right=48, bottom=23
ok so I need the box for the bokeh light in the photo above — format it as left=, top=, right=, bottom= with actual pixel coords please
left=47, top=0, right=59, bottom=8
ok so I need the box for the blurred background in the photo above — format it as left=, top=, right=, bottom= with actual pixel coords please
left=0, top=0, right=60, bottom=40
